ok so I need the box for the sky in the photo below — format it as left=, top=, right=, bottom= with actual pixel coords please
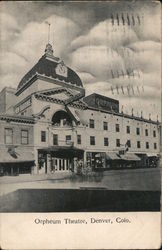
left=0, top=1, right=161, bottom=121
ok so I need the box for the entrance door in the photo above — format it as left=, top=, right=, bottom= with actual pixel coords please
left=52, top=158, right=70, bottom=172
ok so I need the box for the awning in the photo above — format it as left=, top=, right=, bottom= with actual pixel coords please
left=0, top=147, right=34, bottom=163
left=120, top=152, right=141, bottom=161
left=106, top=152, right=121, bottom=160
left=146, top=153, right=158, bottom=157
left=39, top=146, right=84, bottom=157
left=65, top=106, right=80, bottom=124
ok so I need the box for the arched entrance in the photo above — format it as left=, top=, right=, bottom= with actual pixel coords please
left=52, top=110, right=73, bottom=127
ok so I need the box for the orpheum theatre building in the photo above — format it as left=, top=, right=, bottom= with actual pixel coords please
left=0, top=43, right=161, bottom=175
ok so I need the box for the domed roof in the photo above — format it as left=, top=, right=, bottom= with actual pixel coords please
left=17, top=44, right=83, bottom=90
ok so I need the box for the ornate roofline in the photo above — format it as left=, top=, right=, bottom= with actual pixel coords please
left=34, top=93, right=87, bottom=110
left=0, top=114, right=35, bottom=124
left=15, top=73, right=85, bottom=96
left=87, top=106, right=159, bottom=125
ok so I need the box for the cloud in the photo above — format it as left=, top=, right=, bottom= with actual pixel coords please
left=0, top=2, right=161, bottom=120
left=71, top=19, right=138, bottom=50
left=0, top=13, right=20, bottom=47
left=0, top=14, right=80, bottom=89
left=134, top=9, right=161, bottom=42
left=71, top=45, right=125, bottom=81
left=76, top=72, right=96, bottom=85
left=0, top=52, right=27, bottom=75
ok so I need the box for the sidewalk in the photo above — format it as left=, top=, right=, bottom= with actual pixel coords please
left=0, top=172, right=73, bottom=184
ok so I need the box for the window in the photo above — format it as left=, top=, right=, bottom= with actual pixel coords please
left=127, top=140, right=131, bottom=148
left=146, top=142, right=149, bottom=149
left=153, top=130, right=156, bottom=137
left=145, top=129, right=148, bottom=136
left=136, top=127, right=140, bottom=135
left=137, top=141, right=141, bottom=148
left=66, top=135, right=71, bottom=141
left=53, top=134, right=58, bottom=145
left=116, top=124, right=120, bottom=132
left=41, top=131, right=46, bottom=142
left=116, top=139, right=120, bottom=147
left=21, top=130, right=28, bottom=144
left=90, top=136, right=95, bottom=145
left=126, top=126, right=130, bottom=134
left=77, top=135, right=81, bottom=144
left=104, top=137, right=109, bottom=146
left=103, top=122, right=108, bottom=130
left=66, top=135, right=72, bottom=145
left=5, top=128, right=13, bottom=144
left=154, top=143, right=157, bottom=149
left=89, top=119, right=94, bottom=128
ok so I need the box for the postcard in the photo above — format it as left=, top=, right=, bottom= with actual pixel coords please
left=0, top=1, right=161, bottom=249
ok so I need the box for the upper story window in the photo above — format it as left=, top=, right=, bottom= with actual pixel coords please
left=53, top=134, right=58, bottom=145
left=136, top=127, right=140, bottom=135
left=116, top=124, right=120, bottom=132
left=145, top=129, right=148, bottom=136
left=77, top=135, right=81, bottom=144
left=103, top=122, right=108, bottom=130
left=116, top=139, right=120, bottom=147
left=89, top=119, right=95, bottom=128
left=146, top=142, right=149, bottom=149
left=127, top=140, right=131, bottom=148
left=126, top=126, right=130, bottom=134
left=21, top=130, right=28, bottom=145
left=137, top=141, right=141, bottom=148
left=153, top=130, right=156, bottom=137
left=90, top=136, right=95, bottom=145
left=104, top=137, right=109, bottom=146
left=154, top=143, right=157, bottom=149
left=41, top=131, right=46, bottom=142
left=66, top=135, right=71, bottom=142
left=5, top=128, right=13, bottom=144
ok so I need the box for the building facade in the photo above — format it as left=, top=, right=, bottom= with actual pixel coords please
left=0, top=43, right=161, bottom=175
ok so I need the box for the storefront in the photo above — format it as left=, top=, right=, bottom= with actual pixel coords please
left=86, top=151, right=142, bottom=170
left=0, top=147, right=35, bottom=176
left=38, top=146, right=84, bottom=174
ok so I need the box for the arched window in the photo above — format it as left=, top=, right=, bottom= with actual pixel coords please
left=52, top=110, right=73, bottom=127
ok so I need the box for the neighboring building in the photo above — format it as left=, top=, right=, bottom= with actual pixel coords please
left=0, top=43, right=161, bottom=175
